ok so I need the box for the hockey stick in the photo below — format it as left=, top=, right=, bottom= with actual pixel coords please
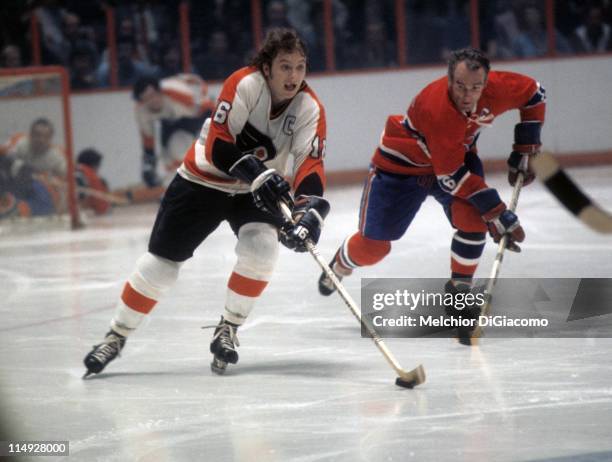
left=41, top=175, right=130, bottom=205
left=532, top=151, right=612, bottom=234
left=279, top=202, right=426, bottom=388
left=466, top=159, right=527, bottom=346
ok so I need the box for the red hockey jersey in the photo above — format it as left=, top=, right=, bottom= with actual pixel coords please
left=372, top=71, right=546, bottom=202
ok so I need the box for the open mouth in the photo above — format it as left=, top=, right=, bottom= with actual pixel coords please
left=284, top=83, right=297, bottom=92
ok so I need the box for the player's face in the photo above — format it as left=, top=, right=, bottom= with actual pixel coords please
left=140, top=85, right=164, bottom=112
left=264, top=51, right=306, bottom=106
left=30, top=124, right=53, bottom=155
left=449, top=62, right=487, bottom=113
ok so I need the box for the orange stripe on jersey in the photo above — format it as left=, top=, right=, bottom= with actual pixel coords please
left=293, top=156, right=326, bottom=192
left=292, top=83, right=327, bottom=192
left=121, top=282, right=157, bottom=314
left=227, top=272, right=268, bottom=297
left=162, top=87, right=194, bottom=108
left=1, top=132, right=25, bottom=153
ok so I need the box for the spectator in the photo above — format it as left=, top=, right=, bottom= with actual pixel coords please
left=69, top=41, right=100, bottom=90
left=195, top=30, right=243, bottom=80
left=158, top=45, right=184, bottom=79
left=361, top=20, right=396, bottom=68
left=570, top=5, right=612, bottom=53
left=512, top=4, right=571, bottom=57
left=1, top=44, right=22, bottom=67
left=491, top=0, right=523, bottom=59
left=34, top=0, right=70, bottom=64
left=0, top=45, right=35, bottom=96
left=96, top=35, right=159, bottom=87
left=265, top=0, right=294, bottom=32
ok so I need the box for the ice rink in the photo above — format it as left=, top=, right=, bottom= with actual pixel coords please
left=1, top=167, right=612, bottom=462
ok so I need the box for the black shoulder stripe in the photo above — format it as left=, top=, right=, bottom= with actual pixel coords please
left=544, top=170, right=592, bottom=216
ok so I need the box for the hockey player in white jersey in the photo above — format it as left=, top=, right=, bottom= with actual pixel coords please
left=133, top=73, right=215, bottom=187
left=84, top=28, right=329, bottom=377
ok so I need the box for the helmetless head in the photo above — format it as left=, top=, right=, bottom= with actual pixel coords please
left=133, top=77, right=164, bottom=113
left=447, top=48, right=490, bottom=113
left=250, top=28, right=308, bottom=107
left=29, top=118, right=54, bottom=155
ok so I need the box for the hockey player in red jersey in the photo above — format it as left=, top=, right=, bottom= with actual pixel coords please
left=84, top=28, right=329, bottom=377
left=319, top=48, right=545, bottom=340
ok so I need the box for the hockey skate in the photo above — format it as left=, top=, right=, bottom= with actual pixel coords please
left=444, top=280, right=481, bottom=346
left=205, top=317, right=240, bottom=375
left=83, top=330, right=126, bottom=378
left=318, top=251, right=348, bottom=296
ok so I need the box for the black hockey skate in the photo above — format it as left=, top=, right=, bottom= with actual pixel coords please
left=205, top=317, right=240, bottom=375
left=83, top=330, right=126, bottom=378
left=444, top=280, right=482, bottom=346
left=318, top=251, right=344, bottom=296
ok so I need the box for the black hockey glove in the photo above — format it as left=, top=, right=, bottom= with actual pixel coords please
left=229, top=154, right=292, bottom=214
left=142, top=150, right=161, bottom=188
left=280, top=195, right=330, bottom=252
left=507, top=122, right=541, bottom=186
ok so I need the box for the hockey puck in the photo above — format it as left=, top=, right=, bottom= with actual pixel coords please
left=395, top=377, right=417, bottom=389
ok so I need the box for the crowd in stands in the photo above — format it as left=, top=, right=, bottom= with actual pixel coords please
left=1, top=0, right=611, bottom=87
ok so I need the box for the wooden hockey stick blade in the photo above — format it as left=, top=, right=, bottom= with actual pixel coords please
left=395, top=365, right=426, bottom=388
left=533, top=151, right=612, bottom=234
left=279, top=202, right=426, bottom=387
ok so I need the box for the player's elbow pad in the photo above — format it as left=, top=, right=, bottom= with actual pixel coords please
left=513, top=122, right=541, bottom=155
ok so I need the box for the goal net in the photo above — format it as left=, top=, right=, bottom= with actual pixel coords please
left=0, top=66, right=82, bottom=231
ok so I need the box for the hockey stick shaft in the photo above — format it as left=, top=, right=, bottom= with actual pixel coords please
left=471, top=165, right=526, bottom=343
left=481, top=170, right=525, bottom=315
left=41, top=175, right=130, bottom=205
left=279, top=202, right=425, bottom=386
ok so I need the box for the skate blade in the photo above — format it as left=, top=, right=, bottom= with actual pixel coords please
left=211, top=358, right=228, bottom=375
left=82, top=370, right=95, bottom=379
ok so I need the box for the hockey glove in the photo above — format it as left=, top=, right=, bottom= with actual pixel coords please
left=142, top=150, right=161, bottom=188
left=280, top=195, right=330, bottom=252
left=507, top=122, right=542, bottom=186
left=229, top=154, right=292, bottom=214
left=482, top=203, right=525, bottom=252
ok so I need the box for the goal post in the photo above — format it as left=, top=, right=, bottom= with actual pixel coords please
left=0, top=66, right=82, bottom=230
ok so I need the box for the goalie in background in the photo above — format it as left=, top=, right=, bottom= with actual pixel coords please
left=0, top=118, right=67, bottom=217
left=318, top=48, right=546, bottom=341
left=84, top=28, right=329, bottom=377
left=133, top=74, right=216, bottom=188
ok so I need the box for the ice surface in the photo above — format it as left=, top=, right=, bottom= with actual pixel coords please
left=1, top=168, right=611, bottom=461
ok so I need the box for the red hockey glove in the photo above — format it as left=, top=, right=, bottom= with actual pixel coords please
left=482, top=203, right=525, bottom=252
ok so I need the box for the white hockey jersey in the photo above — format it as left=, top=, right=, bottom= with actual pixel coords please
left=178, top=66, right=326, bottom=194
left=135, top=73, right=215, bottom=152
